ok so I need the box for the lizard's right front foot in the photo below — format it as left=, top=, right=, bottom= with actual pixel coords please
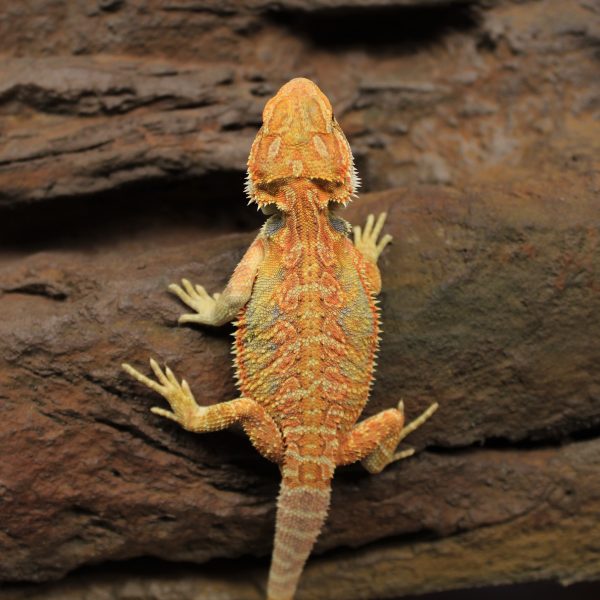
left=168, top=278, right=220, bottom=324
left=122, top=358, right=203, bottom=428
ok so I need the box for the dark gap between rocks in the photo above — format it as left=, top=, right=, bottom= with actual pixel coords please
left=398, top=579, right=600, bottom=600
left=425, top=419, right=600, bottom=455
left=268, top=2, right=480, bottom=53
left=3, top=554, right=598, bottom=599
left=1, top=282, right=68, bottom=301
left=0, top=554, right=264, bottom=590
left=0, top=170, right=261, bottom=253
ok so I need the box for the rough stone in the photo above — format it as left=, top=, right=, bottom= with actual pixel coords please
left=1, top=0, right=599, bottom=598
left=1, top=169, right=600, bottom=592
left=0, top=0, right=598, bottom=203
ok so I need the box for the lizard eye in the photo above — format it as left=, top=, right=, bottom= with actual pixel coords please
left=257, top=179, right=284, bottom=196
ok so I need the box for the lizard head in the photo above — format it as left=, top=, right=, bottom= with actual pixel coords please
left=246, top=77, right=359, bottom=210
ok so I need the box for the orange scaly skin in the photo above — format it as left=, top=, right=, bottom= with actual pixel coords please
left=122, top=78, right=438, bottom=600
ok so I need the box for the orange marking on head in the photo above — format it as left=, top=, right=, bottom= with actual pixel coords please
left=267, top=137, right=281, bottom=161
left=312, top=134, right=330, bottom=158
left=246, top=78, right=358, bottom=209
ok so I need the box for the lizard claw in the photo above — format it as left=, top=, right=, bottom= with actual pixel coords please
left=122, top=360, right=202, bottom=428
left=150, top=406, right=178, bottom=421
left=397, top=401, right=439, bottom=444
left=169, top=278, right=219, bottom=324
left=354, top=212, right=393, bottom=262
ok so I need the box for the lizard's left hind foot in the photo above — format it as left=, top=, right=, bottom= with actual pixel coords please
left=122, top=360, right=284, bottom=462
left=122, top=359, right=202, bottom=427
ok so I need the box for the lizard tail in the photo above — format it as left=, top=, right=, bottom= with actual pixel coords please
left=267, top=462, right=333, bottom=600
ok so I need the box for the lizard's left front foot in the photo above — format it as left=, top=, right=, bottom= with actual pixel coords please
left=122, top=359, right=204, bottom=428
left=353, top=212, right=393, bottom=263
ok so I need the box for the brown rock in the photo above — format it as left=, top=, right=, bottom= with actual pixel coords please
left=1, top=169, right=599, bottom=589
left=0, top=0, right=598, bottom=203
left=2, top=439, right=599, bottom=598
left=1, top=0, right=599, bottom=598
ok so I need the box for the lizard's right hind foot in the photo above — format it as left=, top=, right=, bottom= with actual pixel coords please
left=337, top=400, right=438, bottom=474
left=362, top=400, right=438, bottom=474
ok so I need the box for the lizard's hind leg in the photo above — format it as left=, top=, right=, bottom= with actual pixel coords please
left=337, top=401, right=438, bottom=473
left=122, top=360, right=283, bottom=463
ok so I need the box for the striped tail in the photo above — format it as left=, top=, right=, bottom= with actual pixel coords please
left=267, top=467, right=333, bottom=600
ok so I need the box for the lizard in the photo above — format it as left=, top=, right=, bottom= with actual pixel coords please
left=122, top=77, right=438, bottom=600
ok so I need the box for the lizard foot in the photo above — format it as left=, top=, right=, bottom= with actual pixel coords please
left=168, top=278, right=221, bottom=324
left=391, top=399, right=439, bottom=463
left=122, top=359, right=203, bottom=428
left=353, top=212, right=393, bottom=263
left=339, top=399, right=439, bottom=473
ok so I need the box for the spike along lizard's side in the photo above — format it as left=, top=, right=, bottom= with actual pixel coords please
left=122, top=78, right=438, bottom=600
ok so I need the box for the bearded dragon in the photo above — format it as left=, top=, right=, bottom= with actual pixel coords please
left=122, top=77, right=438, bottom=600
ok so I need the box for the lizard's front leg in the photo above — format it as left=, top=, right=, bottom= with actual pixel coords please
left=169, top=236, right=264, bottom=326
left=122, top=359, right=283, bottom=463
left=353, top=212, right=393, bottom=294
left=337, top=400, right=438, bottom=473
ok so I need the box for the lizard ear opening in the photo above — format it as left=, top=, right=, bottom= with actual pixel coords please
left=246, top=177, right=295, bottom=211
left=260, top=203, right=279, bottom=215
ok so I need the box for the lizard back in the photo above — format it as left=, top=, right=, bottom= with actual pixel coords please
left=234, top=181, right=380, bottom=442
left=234, top=180, right=379, bottom=600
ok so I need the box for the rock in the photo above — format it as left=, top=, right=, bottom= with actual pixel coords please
left=3, top=438, right=599, bottom=600
left=0, top=0, right=598, bottom=202
left=1, top=166, right=599, bottom=593
left=1, top=0, right=599, bottom=598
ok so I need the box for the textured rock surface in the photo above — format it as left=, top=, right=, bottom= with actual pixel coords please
left=1, top=0, right=598, bottom=203
left=2, top=176, right=600, bottom=595
left=3, top=440, right=600, bottom=600
left=1, top=0, right=599, bottom=598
